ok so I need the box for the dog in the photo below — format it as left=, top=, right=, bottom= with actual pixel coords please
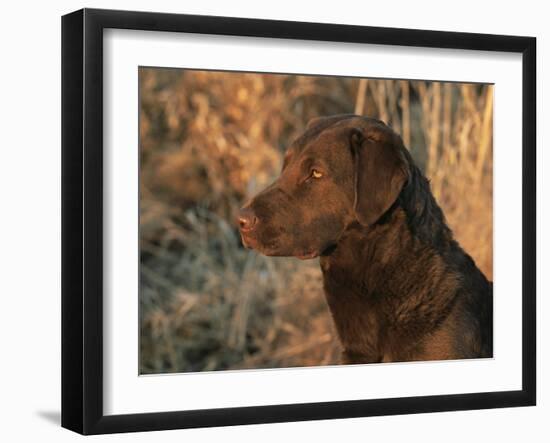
left=238, top=114, right=492, bottom=364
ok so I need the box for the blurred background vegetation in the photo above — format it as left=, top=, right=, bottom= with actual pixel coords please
left=139, top=67, right=493, bottom=374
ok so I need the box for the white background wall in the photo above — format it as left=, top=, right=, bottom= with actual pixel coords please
left=0, top=0, right=546, bottom=441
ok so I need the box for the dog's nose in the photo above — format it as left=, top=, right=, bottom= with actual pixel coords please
left=238, top=207, right=258, bottom=232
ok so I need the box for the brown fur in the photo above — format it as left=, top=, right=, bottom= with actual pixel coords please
left=238, top=115, right=492, bottom=363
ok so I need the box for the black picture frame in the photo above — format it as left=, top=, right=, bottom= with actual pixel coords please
left=62, top=8, right=537, bottom=435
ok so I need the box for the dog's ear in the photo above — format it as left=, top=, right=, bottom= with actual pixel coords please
left=351, top=128, right=409, bottom=226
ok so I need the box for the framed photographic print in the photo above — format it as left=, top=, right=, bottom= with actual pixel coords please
left=61, top=8, right=536, bottom=435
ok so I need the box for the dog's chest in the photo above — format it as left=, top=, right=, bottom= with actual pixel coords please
left=321, top=264, right=386, bottom=357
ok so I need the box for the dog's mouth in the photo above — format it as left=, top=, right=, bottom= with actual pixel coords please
left=296, top=244, right=336, bottom=260
left=240, top=232, right=257, bottom=250
left=240, top=233, right=279, bottom=256
left=240, top=233, right=320, bottom=260
left=295, top=250, right=318, bottom=260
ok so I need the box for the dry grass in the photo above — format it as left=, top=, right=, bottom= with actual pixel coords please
left=139, top=68, right=493, bottom=374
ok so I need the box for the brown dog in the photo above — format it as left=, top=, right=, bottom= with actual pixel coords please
left=238, top=115, right=492, bottom=364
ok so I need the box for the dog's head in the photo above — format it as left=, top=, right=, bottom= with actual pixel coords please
left=238, top=115, right=410, bottom=259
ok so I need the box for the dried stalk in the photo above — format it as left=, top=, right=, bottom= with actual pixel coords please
left=427, top=82, right=441, bottom=183
left=354, top=78, right=368, bottom=115
left=475, top=86, right=493, bottom=183
left=400, top=81, right=410, bottom=147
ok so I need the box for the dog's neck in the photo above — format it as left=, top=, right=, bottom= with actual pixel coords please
left=319, top=166, right=468, bottom=362
left=398, top=164, right=454, bottom=247
left=320, top=165, right=456, bottom=285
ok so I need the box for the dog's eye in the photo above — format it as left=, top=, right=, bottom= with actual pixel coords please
left=311, top=169, right=323, bottom=179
